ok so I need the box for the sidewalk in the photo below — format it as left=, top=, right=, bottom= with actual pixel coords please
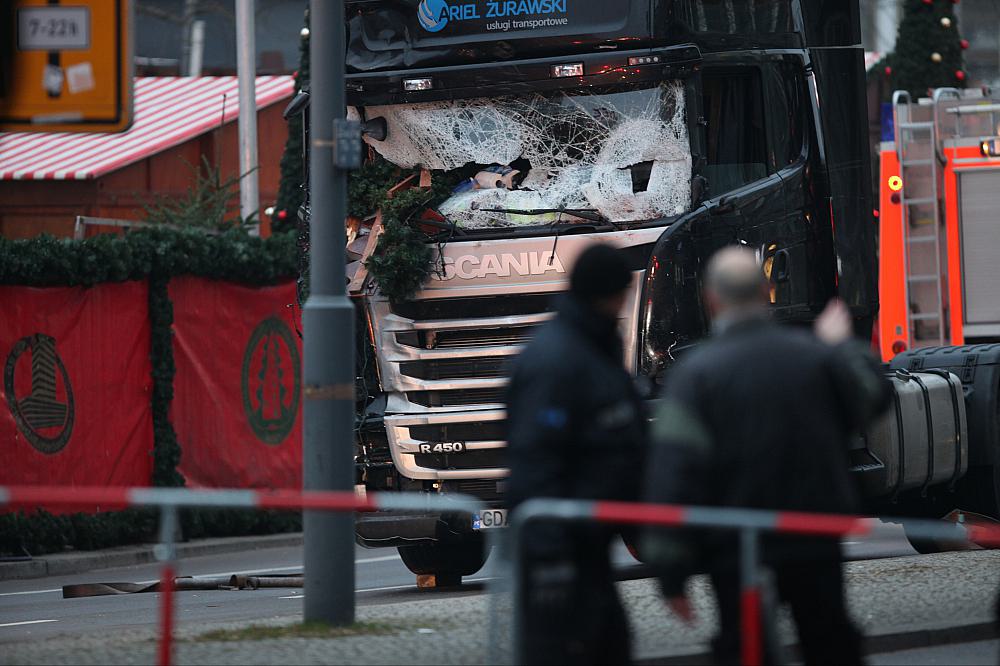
left=0, top=533, right=303, bottom=581
left=2, top=549, right=998, bottom=665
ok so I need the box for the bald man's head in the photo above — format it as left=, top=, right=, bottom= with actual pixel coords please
left=704, top=247, right=768, bottom=319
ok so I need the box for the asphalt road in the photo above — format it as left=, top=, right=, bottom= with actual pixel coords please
left=869, top=640, right=999, bottom=665
left=0, top=527, right=917, bottom=645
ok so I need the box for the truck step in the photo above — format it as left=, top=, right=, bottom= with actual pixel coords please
left=907, top=236, right=937, bottom=245
left=899, top=122, right=934, bottom=131
left=908, top=274, right=940, bottom=283
left=910, top=313, right=942, bottom=321
left=902, top=159, right=934, bottom=167
left=903, top=197, right=936, bottom=206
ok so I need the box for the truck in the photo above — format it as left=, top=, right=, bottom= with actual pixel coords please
left=285, top=0, right=1000, bottom=582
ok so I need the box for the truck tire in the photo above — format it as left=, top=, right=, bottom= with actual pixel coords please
left=903, top=524, right=950, bottom=555
left=621, top=530, right=646, bottom=563
left=397, top=535, right=488, bottom=580
left=958, top=465, right=1000, bottom=519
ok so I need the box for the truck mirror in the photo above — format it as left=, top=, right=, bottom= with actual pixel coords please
left=362, top=116, right=388, bottom=142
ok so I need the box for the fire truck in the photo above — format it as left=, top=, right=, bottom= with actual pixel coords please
left=286, top=0, right=1000, bottom=581
left=874, top=87, right=1000, bottom=537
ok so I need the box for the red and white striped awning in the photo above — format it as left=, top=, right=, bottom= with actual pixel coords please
left=0, top=76, right=294, bottom=181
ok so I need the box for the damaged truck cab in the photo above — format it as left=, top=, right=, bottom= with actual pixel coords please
left=334, top=0, right=876, bottom=579
left=290, top=0, right=992, bottom=580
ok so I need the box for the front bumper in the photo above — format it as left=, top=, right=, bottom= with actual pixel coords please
left=355, top=509, right=483, bottom=548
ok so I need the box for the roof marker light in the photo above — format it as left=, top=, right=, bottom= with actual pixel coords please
left=551, top=63, right=584, bottom=78
left=628, top=55, right=661, bottom=66
left=403, top=78, right=433, bottom=91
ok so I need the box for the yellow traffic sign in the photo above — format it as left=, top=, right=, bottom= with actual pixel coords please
left=0, top=0, right=133, bottom=133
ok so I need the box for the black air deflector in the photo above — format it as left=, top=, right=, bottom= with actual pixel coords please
left=347, top=46, right=701, bottom=105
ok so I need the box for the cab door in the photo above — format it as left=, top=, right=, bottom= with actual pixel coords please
left=762, top=57, right=834, bottom=321
left=699, top=65, right=786, bottom=277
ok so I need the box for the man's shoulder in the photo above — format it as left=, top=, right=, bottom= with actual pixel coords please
left=673, top=324, right=827, bottom=373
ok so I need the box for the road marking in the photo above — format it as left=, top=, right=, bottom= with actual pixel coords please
left=0, top=588, right=61, bottom=598
left=356, top=555, right=402, bottom=564
left=281, top=576, right=498, bottom=599
left=0, top=555, right=400, bottom=597
left=0, top=619, right=58, bottom=628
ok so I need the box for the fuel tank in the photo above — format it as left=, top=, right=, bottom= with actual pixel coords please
left=859, top=369, right=968, bottom=499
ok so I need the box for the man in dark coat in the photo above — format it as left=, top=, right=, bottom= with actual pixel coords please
left=506, top=243, right=647, bottom=665
left=642, top=246, right=890, bottom=665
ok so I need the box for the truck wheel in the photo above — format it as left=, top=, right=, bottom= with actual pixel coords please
left=903, top=524, right=950, bottom=555
left=959, top=466, right=1000, bottom=520
left=398, top=535, right=488, bottom=583
left=621, top=530, right=646, bottom=563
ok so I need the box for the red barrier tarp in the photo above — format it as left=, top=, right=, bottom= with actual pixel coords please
left=169, top=277, right=302, bottom=489
left=0, top=282, right=153, bottom=494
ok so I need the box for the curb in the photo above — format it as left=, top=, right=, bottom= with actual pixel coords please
left=0, top=532, right=303, bottom=581
left=639, top=620, right=1000, bottom=664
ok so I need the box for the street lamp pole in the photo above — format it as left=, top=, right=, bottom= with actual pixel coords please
left=235, top=0, right=260, bottom=233
left=302, top=0, right=356, bottom=624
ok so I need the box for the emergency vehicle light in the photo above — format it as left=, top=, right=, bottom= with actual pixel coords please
left=888, top=176, right=903, bottom=192
left=981, top=138, right=1000, bottom=158
left=404, top=78, right=433, bottom=92
left=551, top=63, right=584, bottom=78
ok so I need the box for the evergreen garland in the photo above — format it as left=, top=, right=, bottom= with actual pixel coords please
left=0, top=228, right=300, bottom=556
left=876, top=0, right=967, bottom=101
left=350, top=157, right=462, bottom=303
left=272, top=3, right=465, bottom=303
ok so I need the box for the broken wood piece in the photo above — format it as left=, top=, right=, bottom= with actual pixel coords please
left=347, top=210, right=384, bottom=295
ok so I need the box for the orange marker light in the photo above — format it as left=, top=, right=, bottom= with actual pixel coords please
left=888, top=176, right=903, bottom=192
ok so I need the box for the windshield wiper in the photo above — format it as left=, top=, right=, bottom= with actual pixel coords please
left=478, top=207, right=610, bottom=224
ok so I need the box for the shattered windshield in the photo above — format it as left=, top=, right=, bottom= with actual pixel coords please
left=355, top=82, right=691, bottom=228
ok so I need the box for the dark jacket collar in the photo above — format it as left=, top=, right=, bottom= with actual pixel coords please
left=557, top=295, right=624, bottom=361
left=711, top=309, right=773, bottom=338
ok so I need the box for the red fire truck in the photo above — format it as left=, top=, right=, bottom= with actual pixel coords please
left=878, top=87, right=1000, bottom=358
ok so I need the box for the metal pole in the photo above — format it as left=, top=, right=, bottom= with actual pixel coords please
left=189, top=20, right=205, bottom=78
left=739, top=528, right=763, bottom=666
left=303, top=0, right=355, bottom=625
left=155, top=506, right=178, bottom=666
left=235, top=0, right=260, bottom=233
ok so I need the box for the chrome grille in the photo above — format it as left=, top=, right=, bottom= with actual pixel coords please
left=369, top=296, right=553, bottom=414
left=407, top=387, right=507, bottom=408
left=414, top=449, right=506, bottom=470
left=399, top=357, right=510, bottom=380
left=367, top=227, right=656, bottom=480
left=432, top=327, right=535, bottom=349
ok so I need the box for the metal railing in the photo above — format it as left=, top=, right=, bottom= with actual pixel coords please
left=2, top=486, right=998, bottom=666
left=0, top=486, right=487, bottom=666
left=505, top=498, right=1000, bottom=666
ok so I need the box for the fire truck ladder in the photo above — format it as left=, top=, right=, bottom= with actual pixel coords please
left=892, top=90, right=946, bottom=348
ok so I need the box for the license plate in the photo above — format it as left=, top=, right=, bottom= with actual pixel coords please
left=473, top=509, right=508, bottom=530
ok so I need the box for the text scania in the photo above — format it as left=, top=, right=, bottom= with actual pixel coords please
left=441, top=252, right=566, bottom=280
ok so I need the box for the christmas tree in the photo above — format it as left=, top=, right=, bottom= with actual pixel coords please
left=878, top=0, right=969, bottom=100
left=273, top=8, right=310, bottom=232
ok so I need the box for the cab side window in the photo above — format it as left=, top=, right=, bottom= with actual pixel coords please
left=766, top=63, right=807, bottom=170
left=675, top=0, right=793, bottom=34
left=701, top=70, right=768, bottom=196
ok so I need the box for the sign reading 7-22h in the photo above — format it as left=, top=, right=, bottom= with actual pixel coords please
left=0, top=0, right=133, bottom=133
